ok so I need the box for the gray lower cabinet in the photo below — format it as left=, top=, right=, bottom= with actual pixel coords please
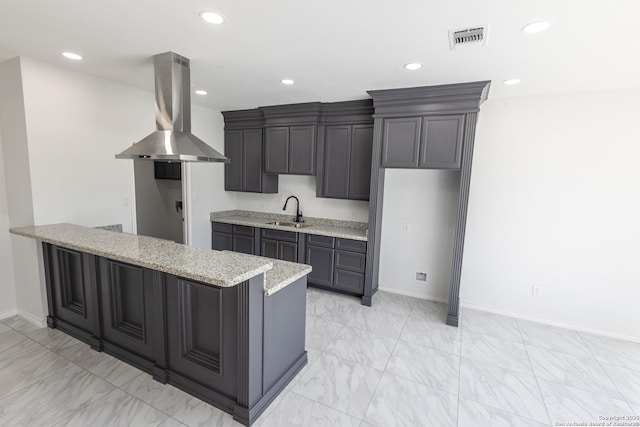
left=381, top=114, right=464, bottom=169
left=224, top=128, right=277, bottom=193
left=323, top=124, right=373, bottom=200
left=305, top=235, right=366, bottom=295
left=260, top=229, right=298, bottom=263
left=264, top=125, right=316, bottom=175
left=212, top=223, right=255, bottom=255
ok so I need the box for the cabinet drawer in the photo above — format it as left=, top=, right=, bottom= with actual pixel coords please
left=334, top=270, right=364, bottom=294
left=335, top=250, right=366, bottom=273
left=232, top=225, right=254, bottom=236
left=306, top=234, right=334, bottom=248
left=335, top=238, right=366, bottom=253
left=212, top=222, right=232, bottom=233
left=261, top=228, right=298, bottom=243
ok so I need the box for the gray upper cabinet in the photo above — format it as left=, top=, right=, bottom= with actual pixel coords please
left=349, top=125, right=374, bottom=200
left=264, top=127, right=289, bottom=174
left=419, top=115, right=465, bottom=169
left=381, top=117, right=421, bottom=168
left=222, top=109, right=278, bottom=193
left=381, top=114, right=465, bottom=170
left=265, top=125, right=315, bottom=175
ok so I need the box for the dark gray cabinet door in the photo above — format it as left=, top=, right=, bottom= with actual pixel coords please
left=279, top=241, right=298, bottom=263
left=224, top=130, right=243, bottom=191
left=289, top=125, right=315, bottom=175
left=334, top=270, right=364, bottom=293
left=98, top=258, right=155, bottom=360
left=323, top=125, right=351, bottom=199
left=419, top=115, right=465, bottom=169
left=233, top=235, right=254, bottom=255
left=349, top=125, right=373, bottom=200
left=261, top=239, right=279, bottom=259
left=242, top=129, right=264, bottom=192
left=306, top=246, right=334, bottom=288
left=212, top=232, right=233, bottom=251
left=264, top=127, right=289, bottom=173
left=381, top=117, right=421, bottom=168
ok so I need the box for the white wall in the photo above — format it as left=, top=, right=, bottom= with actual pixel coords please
left=0, top=126, right=18, bottom=316
left=236, top=175, right=369, bottom=222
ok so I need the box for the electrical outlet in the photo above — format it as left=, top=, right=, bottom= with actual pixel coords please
left=403, top=223, right=410, bottom=232
left=531, top=286, right=543, bottom=297
left=416, top=272, right=427, bottom=282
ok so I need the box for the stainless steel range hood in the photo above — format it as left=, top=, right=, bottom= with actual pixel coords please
left=115, top=52, right=229, bottom=162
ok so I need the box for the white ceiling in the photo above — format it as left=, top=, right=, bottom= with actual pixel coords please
left=0, top=0, right=638, bottom=111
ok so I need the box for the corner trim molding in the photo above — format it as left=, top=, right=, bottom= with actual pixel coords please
left=0, top=309, right=18, bottom=321
left=17, top=309, right=46, bottom=328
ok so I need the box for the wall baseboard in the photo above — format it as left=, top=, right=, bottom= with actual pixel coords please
left=377, top=287, right=640, bottom=343
left=460, top=301, right=640, bottom=344
left=0, top=308, right=18, bottom=320
left=16, top=309, right=46, bottom=328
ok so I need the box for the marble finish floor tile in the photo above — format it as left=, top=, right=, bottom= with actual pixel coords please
left=409, top=299, right=448, bottom=322
left=0, top=321, right=11, bottom=333
left=258, top=391, right=360, bottom=427
left=539, top=379, right=634, bottom=425
left=400, top=316, right=461, bottom=355
left=526, top=345, right=621, bottom=398
left=518, top=320, right=590, bottom=358
left=306, top=314, right=344, bottom=351
left=172, top=396, right=241, bottom=427
left=286, top=347, right=321, bottom=391
left=579, top=333, right=640, bottom=372
left=462, top=309, right=522, bottom=343
left=386, top=340, right=460, bottom=394
left=458, top=398, right=550, bottom=427
left=461, top=330, right=534, bottom=374
left=325, top=325, right=396, bottom=370
left=158, top=418, right=188, bottom=427
left=348, top=307, right=407, bottom=338
left=26, top=327, right=86, bottom=356
left=73, top=346, right=146, bottom=387
left=53, top=388, right=168, bottom=426
left=601, top=363, right=640, bottom=405
left=291, top=352, right=383, bottom=418
left=0, top=327, right=44, bottom=361
left=120, top=373, right=195, bottom=416
left=307, top=293, right=362, bottom=325
left=364, top=372, right=457, bottom=427
left=0, top=346, right=73, bottom=399
left=370, top=291, right=416, bottom=315
left=2, top=315, right=41, bottom=335
left=0, top=364, right=114, bottom=426
left=459, top=358, right=549, bottom=423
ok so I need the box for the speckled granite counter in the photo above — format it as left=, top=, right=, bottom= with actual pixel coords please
left=10, top=223, right=273, bottom=288
left=210, top=210, right=368, bottom=241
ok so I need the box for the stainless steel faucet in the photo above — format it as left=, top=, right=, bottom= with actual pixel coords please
left=283, top=196, right=304, bottom=223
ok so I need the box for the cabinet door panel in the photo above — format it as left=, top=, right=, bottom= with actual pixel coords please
left=335, top=250, right=366, bottom=274
left=261, top=239, right=279, bottom=259
left=381, top=117, right=421, bottom=168
left=419, top=115, right=464, bottom=169
left=279, top=241, right=298, bottom=263
left=233, top=235, right=254, bottom=255
left=51, top=247, right=93, bottom=332
left=212, top=232, right=233, bottom=251
left=306, top=246, right=334, bottom=288
left=242, top=129, right=263, bottom=192
left=224, top=130, right=243, bottom=191
left=348, top=125, right=373, bottom=200
left=264, top=127, right=289, bottom=173
left=289, top=125, right=315, bottom=175
left=323, top=126, right=351, bottom=199
left=334, top=270, right=365, bottom=293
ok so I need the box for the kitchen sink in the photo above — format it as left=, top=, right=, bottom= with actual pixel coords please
left=267, top=221, right=313, bottom=229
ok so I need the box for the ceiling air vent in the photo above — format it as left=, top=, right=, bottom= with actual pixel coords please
left=449, top=25, right=488, bottom=50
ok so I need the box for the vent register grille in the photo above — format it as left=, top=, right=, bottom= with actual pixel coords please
left=448, top=25, right=488, bottom=50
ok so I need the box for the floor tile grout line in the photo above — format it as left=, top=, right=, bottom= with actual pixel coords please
left=288, top=389, right=365, bottom=423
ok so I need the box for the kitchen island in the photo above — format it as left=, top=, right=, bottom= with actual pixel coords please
left=9, top=224, right=311, bottom=426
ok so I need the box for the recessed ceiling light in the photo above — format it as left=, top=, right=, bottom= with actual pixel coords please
left=195, top=90, right=207, bottom=95
left=404, top=63, right=422, bottom=70
left=281, top=79, right=294, bottom=85
left=199, top=11, right=224, bottom=24
left=503, top=79, right=521, bottom=85
left=521, top=21, right=550, bottom=33
left=62, top=52, right=82, bottom=61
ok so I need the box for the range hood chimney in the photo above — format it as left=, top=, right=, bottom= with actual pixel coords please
left=115, top=52, right=229, bottom=162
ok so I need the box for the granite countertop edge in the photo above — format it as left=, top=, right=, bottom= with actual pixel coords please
left=210, top=211, right=368, bottom=242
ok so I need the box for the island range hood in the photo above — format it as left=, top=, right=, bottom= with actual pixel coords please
left=115, top=52, right=229, bottom=162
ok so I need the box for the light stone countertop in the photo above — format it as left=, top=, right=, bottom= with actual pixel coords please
left=9, top=223, right=274, bottom=288
left=210, top=210, right=368, bottom=241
